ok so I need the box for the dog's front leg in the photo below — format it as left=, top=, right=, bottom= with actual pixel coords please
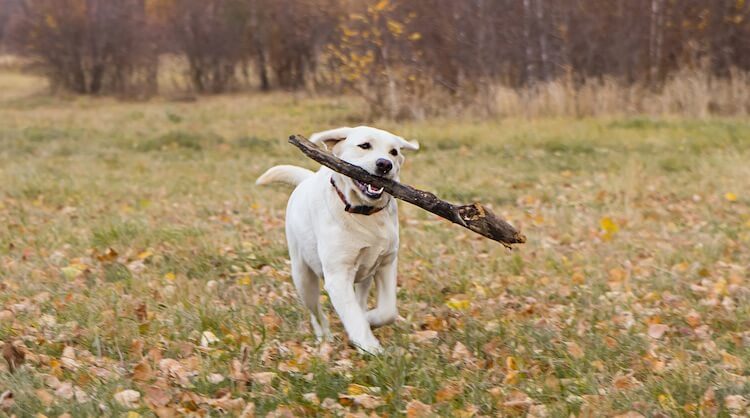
left=323, top=270, right=382, bottom=354
left=366, top=258, right=398, bottom=328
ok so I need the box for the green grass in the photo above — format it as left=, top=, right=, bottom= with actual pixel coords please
left=1, top=72, right=749, bottom=417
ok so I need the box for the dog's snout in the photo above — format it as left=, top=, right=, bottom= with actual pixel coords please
left=375, top=158, right=393, bottom=175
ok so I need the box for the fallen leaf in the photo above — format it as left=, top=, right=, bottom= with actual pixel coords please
left=451, top=341, right=473, bottom=362
left=565, top=341, right=585, bottom=359
left=406, top=399, right=433, bottom=418
left=207, top=373, right=225, bottom=384
left=435, top=383, right=461, bottom=402
left=446, top=297, right=470, bottom=311
left=724, top=192, right=737, bottom=202
left=144, top=386, right=171, bottom=408
left=2, top=340, right=25, bottom=373
left=724, top=394, right=747, bottom=412
left=302, top=392, right=320, bottom=405
left=648, top=323, right=669, bottom=339
left=114, top=389, right=141, bottom=409
left=410, top=330, right=438, bottom=344
left=251, top=372, right=276, bottom=386
left=600, top=217, right=620, bottom=239
left=200, top=331, right=220, bottom=348
left=0, top=390, right=13, bottom=411
left=55, top=382, right=74, bottom=400
left=348, top=394, right=383, bottom=409
left=721, top=351, right=743, bottom=370
left=132, top=360, right=153, bottom=381
left=613, top=373, right=642, bottom=390
left=613, top=412, right=645, bottom=418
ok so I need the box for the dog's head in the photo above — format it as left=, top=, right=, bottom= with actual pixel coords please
left=310, top=126, right=419, bottom=205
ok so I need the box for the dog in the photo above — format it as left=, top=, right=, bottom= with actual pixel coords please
left=256, top=126, right=419, bottom=353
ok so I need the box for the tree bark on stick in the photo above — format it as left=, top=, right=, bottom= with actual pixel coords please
left=288, top=134, right=527, bottom=248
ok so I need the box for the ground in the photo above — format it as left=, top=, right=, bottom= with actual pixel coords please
left=0, top=70, right=749, bottom=417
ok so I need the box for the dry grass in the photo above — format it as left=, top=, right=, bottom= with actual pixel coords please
left=0, top=70, right=749, bottom=417
left=489, top=69, right=750, bottom=119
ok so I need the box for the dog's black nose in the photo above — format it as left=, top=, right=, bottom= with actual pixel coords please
left=375, top=158, right=393, bottom=174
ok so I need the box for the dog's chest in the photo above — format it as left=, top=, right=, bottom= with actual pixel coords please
left=346, top=217, right=398, bottom=282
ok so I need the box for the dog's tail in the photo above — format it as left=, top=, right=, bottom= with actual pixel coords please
left=256, top=165, right=314, bottom=187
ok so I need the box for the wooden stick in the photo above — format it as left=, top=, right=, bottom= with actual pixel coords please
left=288, top=134, right=526, bottom=248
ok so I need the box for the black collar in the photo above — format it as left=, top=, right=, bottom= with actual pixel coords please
left=330, top=177, right=387, bottom=215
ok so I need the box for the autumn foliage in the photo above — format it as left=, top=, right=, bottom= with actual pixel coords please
left=0, top=0, right=749, bottom=107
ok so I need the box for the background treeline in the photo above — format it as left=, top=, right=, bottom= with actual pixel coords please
left=1, top=0, right=748, bottom=117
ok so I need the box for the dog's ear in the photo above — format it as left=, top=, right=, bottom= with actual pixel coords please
left=310, top=127, right=352, bottom=152
left=395, top=136, right=419, bottom=151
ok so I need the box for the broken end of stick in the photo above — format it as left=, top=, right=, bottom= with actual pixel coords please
left=458, top=203, right=526, bottom=247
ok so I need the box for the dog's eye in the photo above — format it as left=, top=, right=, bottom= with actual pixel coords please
left=389, top=149, right=398, bottom=156
left=358, top=142, right=371, bottom=150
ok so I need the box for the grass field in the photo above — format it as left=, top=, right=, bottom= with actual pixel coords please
left=1, top=70, right=749, bottom=417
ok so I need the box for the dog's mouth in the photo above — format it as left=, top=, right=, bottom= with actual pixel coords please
left=354, top=180, right=385, bottom=199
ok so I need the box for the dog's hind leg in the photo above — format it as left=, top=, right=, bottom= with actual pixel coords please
left=366, top=258, right=399, bottom=328
left=292, top=260, right=331, bottom=341
left=354, top=277, right=373, bottom=311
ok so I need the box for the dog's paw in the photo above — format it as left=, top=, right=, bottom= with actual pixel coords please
left=354, top=341, right=383, bottom=355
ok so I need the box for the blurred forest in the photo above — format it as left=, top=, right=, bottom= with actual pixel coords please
left=0, top=0, right=748, bottom=117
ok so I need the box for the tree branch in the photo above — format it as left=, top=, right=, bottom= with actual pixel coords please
left=288, top=134, right=527, bottom=248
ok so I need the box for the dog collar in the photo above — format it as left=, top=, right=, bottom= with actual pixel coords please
left=330, top=177, right=386, bottom=215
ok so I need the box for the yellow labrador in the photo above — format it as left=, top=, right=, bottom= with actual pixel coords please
left=256, top=126, right=418, bottom=353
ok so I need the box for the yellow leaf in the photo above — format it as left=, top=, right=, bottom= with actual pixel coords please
left=386, top=19, right=404, bottom=35
left=409, top=32, right=422, bottom=41
left=503, top=370, right=520, bottom=384
left=713, top=278, right=728, bottom=296
left=505, top=356, right=518, bottom=371
left=373, top=0, right=390, bottom=11
left=137, top=250, right=153, bottom=260
left=163, top=272, right=176, bottom=281
left=61, top=266, right=83, bottom=280
left=724, top=192, right=738, bottom=202
left=446, top=297, right=470, bottom=311
left=347, top=383, right=368, bottom=396
left=600, top=217, right=619, bottom=239
left=237, top=275, right=252, bottom=286
left=127, top=412, right=142, bottom=418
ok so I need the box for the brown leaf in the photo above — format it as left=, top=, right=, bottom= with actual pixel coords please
left=2, top=340, right=25, bottom=373
left=411, top=330, right=439, bottom=344
left=35, top=389, right=55, bottom=406
left=133, top=360, right=154, bottom=381
left=647, top=324, right=669, bottom=339
left=135, top=302, right=148, bottom=322
left=613, top=373, right=642, bottom=391
left=450, top=341, right=474, bottom=363
left=613, top=412, right=645, bottom=418
left=503, top=390, right=534, bottom=413
left=96, top=247, right=118, bottom=262
left=406, top=399, right=433, bottom=418
left=114, top=389, right=141, bottom=409
left=435, top=383, right=461, bottom=402
left=0, top=310, right=14, bottom=323
left=251, top=372, right=277, bottom=386
left=345, top=394, right=384, bottom=409
left=565, top=341, right=585, bottom=359
left=239, top=402, right=256, bottom=418
left=0, top=390, right=13, bottom=411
